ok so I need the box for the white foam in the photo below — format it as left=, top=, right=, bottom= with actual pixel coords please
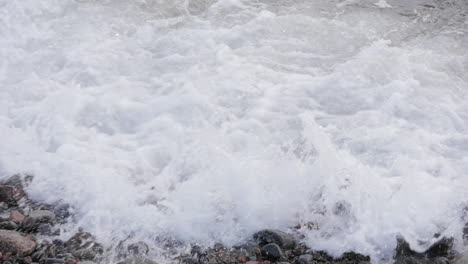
left=1, top=0, right=467, bottom=262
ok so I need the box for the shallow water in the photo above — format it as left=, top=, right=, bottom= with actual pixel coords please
left=1, top=0, right=467, bottom=262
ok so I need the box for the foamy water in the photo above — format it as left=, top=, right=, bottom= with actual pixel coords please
left=1, top=0, right=467, bottom=262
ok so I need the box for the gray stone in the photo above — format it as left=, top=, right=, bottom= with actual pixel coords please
left=37, top=223, right=52, bottom=235
left=182, top=256, right=199, bottom=264
left=53, top=204, right=71, bottom=221
left=66, top=232, right=94, bottom=250
left=31, top=242, right=57, bottom=262
left=453, top=252, right=468, bottom=264
left=296, top=254, right=313, bottom=264
left=0, top=202, right=8, bottom=211
left=28, top=210, right=56, bottom=223
left=77, top=262, right=97, bottom=264
left=45, top=258, right=65, bottom=264
left=0, top=221, right=18, bottom=230
left=253, top=229, right=296, bottom=250
left=117, top=257, right=158, bottom=264
left=261, top=243, right=283, bottom=261
left=72, top=248, right=100, bottom=260
left=55, top=253, right=74, bottom=260
left=21, top=210, right=56, bottom=232
left=2, top=175, right=22, bottom=187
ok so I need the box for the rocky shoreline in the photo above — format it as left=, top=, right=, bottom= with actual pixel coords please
left=0, top=175, right=466, bottom=264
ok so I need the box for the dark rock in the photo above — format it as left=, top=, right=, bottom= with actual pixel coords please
left=66, top=232, right=94, bottom=250
left=261, top=243, right=283, bottom=261
left=37, top=223, right=53, bottom=235
left=308, top=251, right=333, bottom=263
left=56, top=253, right=74, bottom=260
left=182, top=256, right=199, bottom=264
left=0, top=230, right=36, bottom=255
left=3, top=175, right=24, bottom=188
left=394, top=256, right=427, bottom=264
left=463, top=223, right=468, bottom=243
left=424, top=237, right=453, bottom=258
left=432, top=257, right=449, bottom=264
left=46, top=258, right=65, bottom=264
left=31, top=241, right=57, bottom=262
left=213, top=242, right=225, bottom=252
left=291, top=243, right=308, bottom=257
left=395, top=237, right=419, bottom=258
left=395, top=236, right=453, bottom=262
left=65, top=232, right=103, bottom=261
left=0, top=185, right=26, bottom=205
left=72, top=248, right=101, bottom=260
left=53, top=204, right=71, bottom=222
left=3, top=174, right=33, bottom=188
left=117, top=257, right=158, bottom=264
left=335, top=252, right=370, bottom=264
left=190, top=245, right=202, bottom=256
left=128, top=242, right=149, bottom=256
left=254, top=229, right=296, bottom=250
left=296, top=254, right=313, bottom=264
left=452, top=252, right=468, bottom=264
left=53, top=239, right=66, bottom=248
left=0, top=221, right=18, bottom=230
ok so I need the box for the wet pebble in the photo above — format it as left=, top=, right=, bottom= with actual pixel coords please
left=261, top=243, right=283, bottom=261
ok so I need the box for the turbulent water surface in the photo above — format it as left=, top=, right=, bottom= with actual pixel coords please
left=1, top=0, right=468, bottom=262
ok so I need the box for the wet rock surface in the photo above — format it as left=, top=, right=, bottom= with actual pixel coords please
left=0, top=175, right=102, bottom=264
left=254, top=230, right=296, bottom=250
left=0, top=174, right=467, bottom=264
left=0, top=230, right=36, bottom=255
left=394, top=236, right=456, bottom=264
left=261, top=244, right=283, bottom=261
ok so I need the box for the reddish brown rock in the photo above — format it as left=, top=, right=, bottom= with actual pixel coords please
left=0, top=230, right=36, bottom=255
left=0, top=185, right=25, bottom=205
left=9, top=210, right=25, bottom=224
left=23, top=256, right=33, bottom=263
left=2, top=252, right=12, bottom=261
left=238, top=256, right=247, bottom=263
left=453, top=252, right=468, bottom=264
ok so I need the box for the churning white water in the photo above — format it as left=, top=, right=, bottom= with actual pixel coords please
left=1, top=0, right=467, bottom=262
